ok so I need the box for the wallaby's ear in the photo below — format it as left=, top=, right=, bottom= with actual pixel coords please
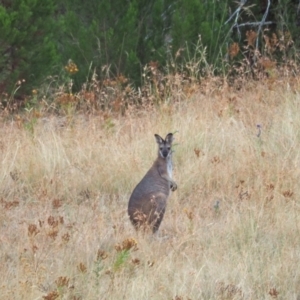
left=154, top=134, right=164, bottom=144
left=165, top=133, right=174, bottom=144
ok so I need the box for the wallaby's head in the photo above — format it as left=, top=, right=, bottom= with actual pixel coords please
left=154, top=133, right=174, bottom=159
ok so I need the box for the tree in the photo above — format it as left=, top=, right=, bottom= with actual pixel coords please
left=57, top=0, right=138, bottom=89
left=0, top=0, right=59, bottom=99
left=58, top=0, right=170, bottom=88
left=171, top=0, right=230, bottom=72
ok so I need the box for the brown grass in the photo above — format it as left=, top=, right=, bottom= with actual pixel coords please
left=1, top=78, right=300, bottom=299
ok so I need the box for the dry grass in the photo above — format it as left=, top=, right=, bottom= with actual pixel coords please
left=1, top=78, right=300, bottom=299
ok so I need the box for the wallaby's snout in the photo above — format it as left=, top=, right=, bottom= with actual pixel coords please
left=161, top=149, right=169, bottom=158
left=160, top=145, right=171, bottom=158
left=128, top=133, right=177, bottom=233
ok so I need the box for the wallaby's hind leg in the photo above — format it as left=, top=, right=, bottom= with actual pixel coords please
left=150, top=208, right=166, bottom=233
left=147, top=194, right=167, bottom=233
left=129, top=194, right=167, bottom=233
left=129, top=209, right=147, bottom=231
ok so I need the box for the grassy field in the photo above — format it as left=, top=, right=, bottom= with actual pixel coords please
left=1, top=78, right=300, bottom=299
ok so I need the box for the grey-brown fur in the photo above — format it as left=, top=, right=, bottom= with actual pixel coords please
left=128, top=133, right=177, bottom=233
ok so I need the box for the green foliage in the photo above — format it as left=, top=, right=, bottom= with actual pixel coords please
left=113, top=250, right=130, bottom=271
left=23, top=117, right=37, bottom=136
left=0, top=0, right=59, bottom=97
left=57, top=1, right=134, bottom=88
left=57, top=0, right=172, bottom=88
left=171, top=0, right=230, bottom=71
left=227, top=0, right=298, bottom=65
left=1, top=0, right=300, bottom=105
left=270, top=0, right=299, bottom=55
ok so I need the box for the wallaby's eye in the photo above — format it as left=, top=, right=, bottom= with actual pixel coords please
left=167, top=147, right=171, bottom=150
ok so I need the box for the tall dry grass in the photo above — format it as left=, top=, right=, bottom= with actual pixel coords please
left=1, top=79, right=300, bottom=299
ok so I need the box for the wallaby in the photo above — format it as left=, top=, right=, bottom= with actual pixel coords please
left=128, top=133, right=177, bottom=233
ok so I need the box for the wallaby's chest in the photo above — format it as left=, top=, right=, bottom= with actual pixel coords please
left=167, top=157, right=173, bottom=178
